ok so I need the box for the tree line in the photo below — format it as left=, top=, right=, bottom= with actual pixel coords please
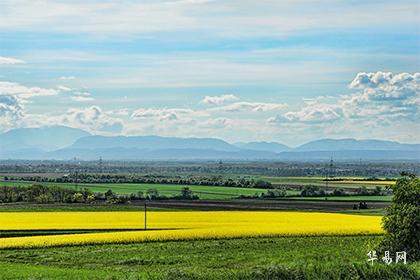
left=3, top=174, right=273, bottom=189
left=1, top=160, right=417, bottom=177
left=298, top=185, right=390, bottom=197
left=0, top=184, right=198, bottom=204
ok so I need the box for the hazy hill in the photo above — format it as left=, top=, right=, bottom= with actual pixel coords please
left=234, top=141, right=290, bottom=153
left=0, top=126, right=90, bottom=152
left=0, top=126, right=419, bottom=160
left=296, top=138, right=420, bottom=151
left=71, top=135, right=239, bottom=152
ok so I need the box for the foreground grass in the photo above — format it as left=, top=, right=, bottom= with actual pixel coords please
left=0, top=236, right=417, bottom=279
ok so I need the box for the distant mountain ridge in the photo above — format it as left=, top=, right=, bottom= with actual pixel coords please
left=296, top=138, right=420, bottom=151
left=71, top=135, right=239, bottom=152
left=0, top=126, right=90, bottom=152
left=234, top=141, right=290, bottom=152
left=0, top=126, right=419, bottom=160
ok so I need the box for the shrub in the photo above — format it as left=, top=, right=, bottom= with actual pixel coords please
left=379, top=172, right=420, bottom=261
left=86, top=194, right=96, bottom=203
left=35, top=194, right=53, bottom=204
left=71, top=192, right=85, bottom=203
left=263, top=188, right=286, bottom=198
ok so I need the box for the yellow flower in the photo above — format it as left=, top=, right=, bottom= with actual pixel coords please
left=0, top=211, right=382, bottom=249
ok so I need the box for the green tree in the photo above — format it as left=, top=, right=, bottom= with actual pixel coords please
left=180, top=187, right=193, bottom=198
left=379, top=172, right=420, bottom=261
left=86, top=194, right=96, bottom=203
left=72, top=192, right=85, bottom=203
left=35, top=194, right=52, bottom=204
left=146, top=188, right=160, bottom=200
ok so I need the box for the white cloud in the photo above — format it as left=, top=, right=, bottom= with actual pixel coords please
left=0, top=80, right=114, bottom=134
left=57, top=85, right=72, bottom=92
left=276, top=101, right=343, bottom=124
left=0, top=95, right=24, bottom=129
left=70, top=91, right=94, bottom=102
left=108, top=108, right=131, bottom=117
left=200, top=117, right=233, bottom=128
left=131, top=108, right=196, bottom=121
left=266, top=72, right=420, bottom=143
left=271, top=72, right=419, bottom=125
left=70, top=96, right=94, bottom=102
left=59, top=76, right=76, bottom=80
left=61, top=106, right=123, bottom=133
left=212, top=101, right=287, bottom=112
left=0, top=81, right=59, bottom=98
left=19, top=106, right=123, bottom=135
left=344, top=72, right=419, bottom=120
left=201, top=94, right=238, bottom=105
left=0, top=81, right=64, bottom=131
left=0, top=56, right=25, bottom=65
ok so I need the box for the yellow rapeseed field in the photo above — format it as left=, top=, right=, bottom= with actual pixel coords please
left=0, top=211, right=382, bottom=249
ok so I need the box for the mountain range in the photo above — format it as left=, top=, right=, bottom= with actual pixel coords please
left=0, top=126, right=419, bottom=161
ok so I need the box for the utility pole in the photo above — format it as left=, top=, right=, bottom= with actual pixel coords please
left=144, top=201, right=147, bottom=230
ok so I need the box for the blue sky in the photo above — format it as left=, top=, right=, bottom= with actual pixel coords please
left=0, top=0, right=419, bottom=146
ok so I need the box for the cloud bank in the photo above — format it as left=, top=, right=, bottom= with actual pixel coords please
left=1, top=72, right=418, bottom=144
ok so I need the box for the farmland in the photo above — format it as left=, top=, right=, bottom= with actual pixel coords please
left=0, top=166, right=416, bottom=279
left=260, top=176, right=395, bottom=189
left=0, top=175, right=394, bottom=200
left=0, top=211, right=382, bottom=248
left=0, top=181, right=274, bottom=199
left=2, top=210, right=418, bottom=279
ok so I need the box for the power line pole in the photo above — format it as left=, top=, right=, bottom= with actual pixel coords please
left=144, top=201, right=147, bottom=230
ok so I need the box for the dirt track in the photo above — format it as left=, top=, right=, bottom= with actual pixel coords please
left=0, top=199, right=389, bottom=212
left=145, top=199, right=390, bottom=212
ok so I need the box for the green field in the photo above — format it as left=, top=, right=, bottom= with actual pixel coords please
left=261, top=176, right=394, bottom=189
left=0, top=181, right=271, bottom=200
left=1, top=177, right=390, bottom=200
left=0, top=235, right=417, bottom=279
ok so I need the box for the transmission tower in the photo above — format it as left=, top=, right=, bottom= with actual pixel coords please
left=325, top=156, right=334, bottom=197
left=99, top=156, right=103, bottom=174
left=329, top=157, right=334, bottom=179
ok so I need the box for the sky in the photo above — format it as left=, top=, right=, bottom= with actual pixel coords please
left=0, top=0, right=419, bottom=146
